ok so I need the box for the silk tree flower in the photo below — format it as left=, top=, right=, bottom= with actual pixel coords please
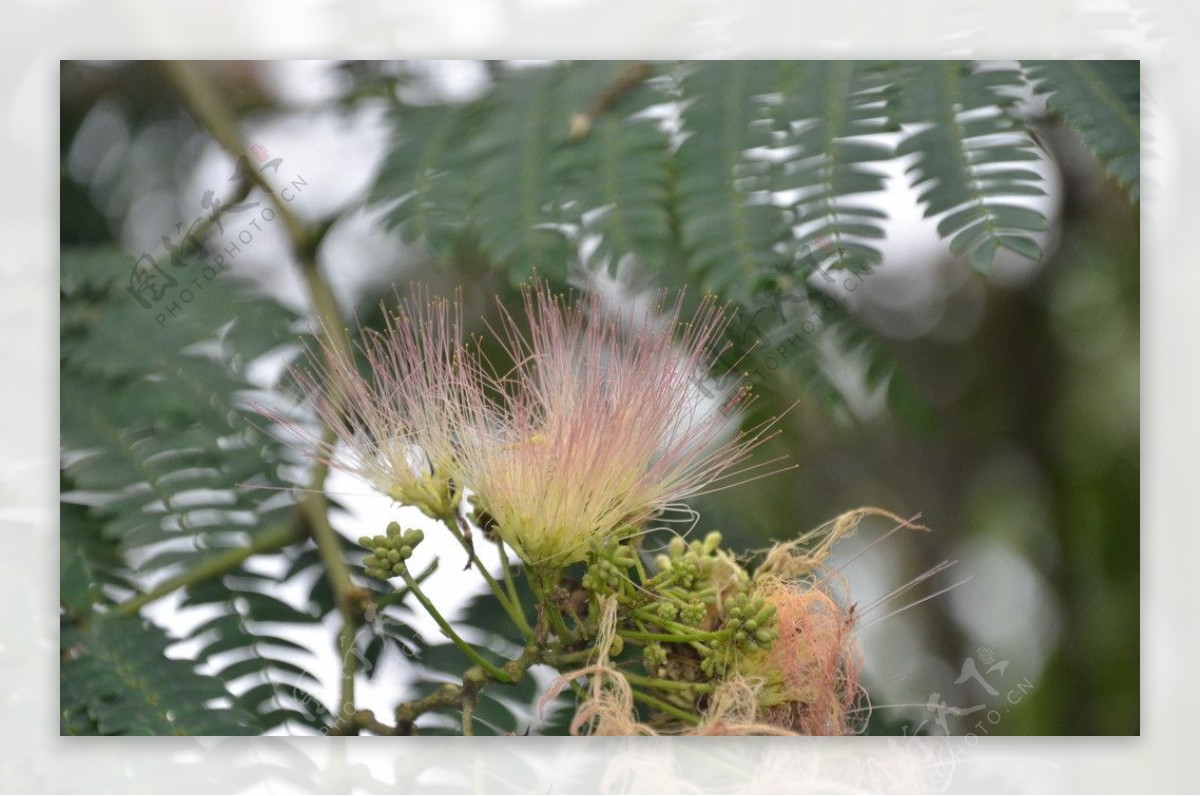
left=284, top=288, right=472, bottom=520
left=457, top=286, right=785, bottom=570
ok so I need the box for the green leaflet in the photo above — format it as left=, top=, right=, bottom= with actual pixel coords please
left=1023, top=60, right=1140, bottom=202
left=893, top=61, right=1048, bottom=275
left=61, top=615, right=260, bottom=736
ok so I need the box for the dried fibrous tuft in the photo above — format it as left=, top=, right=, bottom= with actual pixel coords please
left=746, top=578, right=864, bottom=735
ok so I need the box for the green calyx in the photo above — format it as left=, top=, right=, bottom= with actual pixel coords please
left=389, top=472, right=460, bottom=524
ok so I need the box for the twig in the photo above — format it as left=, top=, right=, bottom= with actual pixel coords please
left=160, top=60, right=360, bottom=721
left=393, top=644, right=563, bottom=735
left=568, top=61, right=654, bottom=141
left=461, top=694, right=476, bottom=736
left=327, top=709, right=397, bottom=736
left=113, top=517, right=305, bottom=616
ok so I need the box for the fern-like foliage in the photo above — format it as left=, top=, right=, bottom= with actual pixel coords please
left=767, top=61, right=896, bottom=279
left=365, top=60, right=1077, bottom=290
left=61, top=614, right=261, bottom=735
left=368, top=103, right=481, bottom=260
left=893, top=61, right=1048, bottom=273
left=367, top=59, right=1137, bottom=417
left=370, top=62, right=672, bottom=280
left=1023, top=60, right=1140, bottom=202
left=555, top=64, right=673, bottom=271
left=59, top=245, right=400, bottom=734
left=672, top=61, right=785, bottom=299
left=61, top=247, right=298, bottom=566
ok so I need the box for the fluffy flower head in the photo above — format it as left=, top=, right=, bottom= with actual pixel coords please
left=289, top=287, right=470, bottom=519
left=458, top=286, right=776, bottom=568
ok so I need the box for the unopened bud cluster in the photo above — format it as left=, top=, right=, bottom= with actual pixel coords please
left=581, top=537, right=639, bottom=596
left=700, top=591, right=779, bottom=677
left=580, top=528, right=783, bottom=684
left=652, top=531, right=725, bottom=590
left=359, top=522, right=425, bottom=579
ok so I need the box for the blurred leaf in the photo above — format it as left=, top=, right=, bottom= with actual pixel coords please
left=1023, top=60, right=1140, bottom=202
left=893, top=62, right=1047, bottom=274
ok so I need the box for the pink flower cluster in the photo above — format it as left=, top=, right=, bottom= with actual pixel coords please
left=286, top=285, right=783, bottom=569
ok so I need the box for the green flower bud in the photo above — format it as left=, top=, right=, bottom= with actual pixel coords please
left=644, top=642, right=667, bottom=670
left=656, top=601, right=679, bottom=621
left=681, top=600, right=706, bottom=624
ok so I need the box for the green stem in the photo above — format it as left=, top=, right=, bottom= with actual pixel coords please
left=622, top=671, right=714, bottom=694
left=374, top=559, right=438, bottom=609
left=400, top=568, right=512, bottom=683
left=532, top=568, right=572, bottom=641
left=617, top=628, right=694, bottom=644
left=442, top=511, right=535, bottom=642
left=630, top=688, right=700, bottom=726
left=496, top=541, right=523, bottom=612
left=113, top=518, right=305, bottom=616
left=631, top=608, right=728, bottom=641
left=629, top=544, right=649, bottom=585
